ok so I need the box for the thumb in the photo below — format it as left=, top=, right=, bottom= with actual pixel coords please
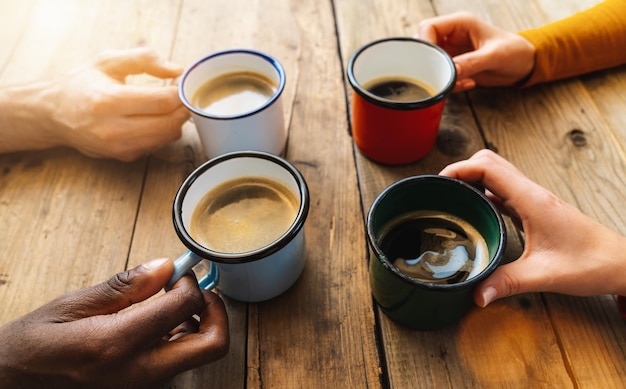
left=49, top=258, right=175, bottom=319
left=452, top=50, right=491, bottom=81
left=95, top=48, right=184, bottom=81
left=474, top=260, right=531, bottom=307
left=416, top=23, right=438, bottom=45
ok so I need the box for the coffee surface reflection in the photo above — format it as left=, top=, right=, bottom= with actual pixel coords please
left=363, top=75, right=434, bottom=102
left=379, top=211, right=489, bottom=284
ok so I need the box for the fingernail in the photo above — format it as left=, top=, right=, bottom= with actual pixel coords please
left=142, top=257, right=170, bottom=271
left=481, top=286, right=498, bottom=307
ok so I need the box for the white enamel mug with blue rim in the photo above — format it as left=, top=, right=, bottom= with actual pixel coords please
left=179, top=50, right=287, bottom=160
left=166, top=151, right=309, bottom=302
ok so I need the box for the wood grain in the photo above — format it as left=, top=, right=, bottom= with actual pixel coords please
left=128, top=0, right=380, bottom=387
left=1, top=0, right=625, bottom=388
left=0, top=0, right=178, bottom=319
left=434, top=0, right=626, bottom=387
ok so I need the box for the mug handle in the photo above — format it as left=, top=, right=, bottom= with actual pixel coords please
left=164, top=250, right=219, bottom=291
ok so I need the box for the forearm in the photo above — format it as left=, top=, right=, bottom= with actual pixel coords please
left=569, top=215, right=626, bottom=298
left=0, top=81, right=61, bottom=153
left=519, top=0, right=626, bottom=86
left=602, top=231, right=626, bottom=297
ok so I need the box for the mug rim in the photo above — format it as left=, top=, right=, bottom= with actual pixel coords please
left=366, top=174, right=506, bottom=291
left=173, top=151, right=309, bottom=264
left=179, top=49, right=286, bottom=120
left=347, top=37, right=456, bottom=110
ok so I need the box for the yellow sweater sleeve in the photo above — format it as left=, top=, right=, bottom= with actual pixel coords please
left=518, top=0, right=626, bottom=86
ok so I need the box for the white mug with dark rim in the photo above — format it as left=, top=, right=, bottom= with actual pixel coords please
left=166, top=151, right=309, bottom=302
left=179, top=49, right=287, bottom=159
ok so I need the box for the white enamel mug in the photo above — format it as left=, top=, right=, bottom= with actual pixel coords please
left=166, top=151, right=309, bottom=302
left=179, top=50, right=287, bottom=159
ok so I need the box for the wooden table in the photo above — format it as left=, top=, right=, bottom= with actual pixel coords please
left=2, top=0, right=625, bottom=387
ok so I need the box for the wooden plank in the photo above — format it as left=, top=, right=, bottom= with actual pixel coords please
left=580, top=68, right=626, bottom=202
left=334, top=0, right=572, bottom=387
left=4, top=0, right=624, bottom=388
left=574, top=47, right=626, bottom=389
left=1, top=0, right=178, bottom=84
left=468, top=85, right=626, bottom=232
left=255, top=0, right=380, bottom=385
left=0, top=0, right=180, bottom=323
left=432, top=0, right=626, bottom=387
left=379, top=294, right=567, bottom=388
left=129, top=0, right=381, bottom=387
left=557, top=2, right=626, bottom=385
left=0, top=150, right=145, bottom=320
left=0, top=0, right=35, bottom=77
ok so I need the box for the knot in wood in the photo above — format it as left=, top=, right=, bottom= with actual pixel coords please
left=436, top=128, right=468, bottom=157
left=568, top=129, right=587, bottom=147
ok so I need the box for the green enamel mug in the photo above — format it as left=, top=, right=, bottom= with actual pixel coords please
left=367, top=175, right=506, bottom=330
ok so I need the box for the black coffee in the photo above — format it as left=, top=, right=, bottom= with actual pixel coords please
left=378, top=211, right=489, bottom=284
left=363, top=76, right=434, bottom=101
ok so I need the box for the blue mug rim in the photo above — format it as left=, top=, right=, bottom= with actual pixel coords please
left=179, top=49, right=286, bottom=120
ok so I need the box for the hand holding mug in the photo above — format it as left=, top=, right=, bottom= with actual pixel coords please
left=0, top=258, right=229, bottom=388
left=367, top=173, right=506, bottom=329
left=440, top=149, right=626, bottom=306
left=2, top=48, right=190, bottom=161
left=417, top=12, right=536, bottom=92
left=166, top=151, right=309, bottom=302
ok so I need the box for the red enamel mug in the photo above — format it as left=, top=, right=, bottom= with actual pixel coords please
left=347, top=37, right=456, bottom=165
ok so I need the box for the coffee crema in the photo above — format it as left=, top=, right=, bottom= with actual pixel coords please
left=190, top=176, right=298, bottom=254
left=378, top=210, right=489, bottom=284
left=191, top=70, right=277, bottom=116
left=363, top=75, right=435, bottom=102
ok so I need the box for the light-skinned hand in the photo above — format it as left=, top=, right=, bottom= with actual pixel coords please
left=417, top=12, right=536, bottom=92
left=0, top=258, right=229, bottom=388
left=0, top=47, right=190, bottom=161
left=439, top=149, right=626, bottom=306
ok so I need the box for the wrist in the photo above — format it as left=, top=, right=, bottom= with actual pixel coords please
left=513, top=34, right=537, bottom=87
left=601, top=232, right=626, bottom=297
left=0, top=81, right=63, bottom=153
